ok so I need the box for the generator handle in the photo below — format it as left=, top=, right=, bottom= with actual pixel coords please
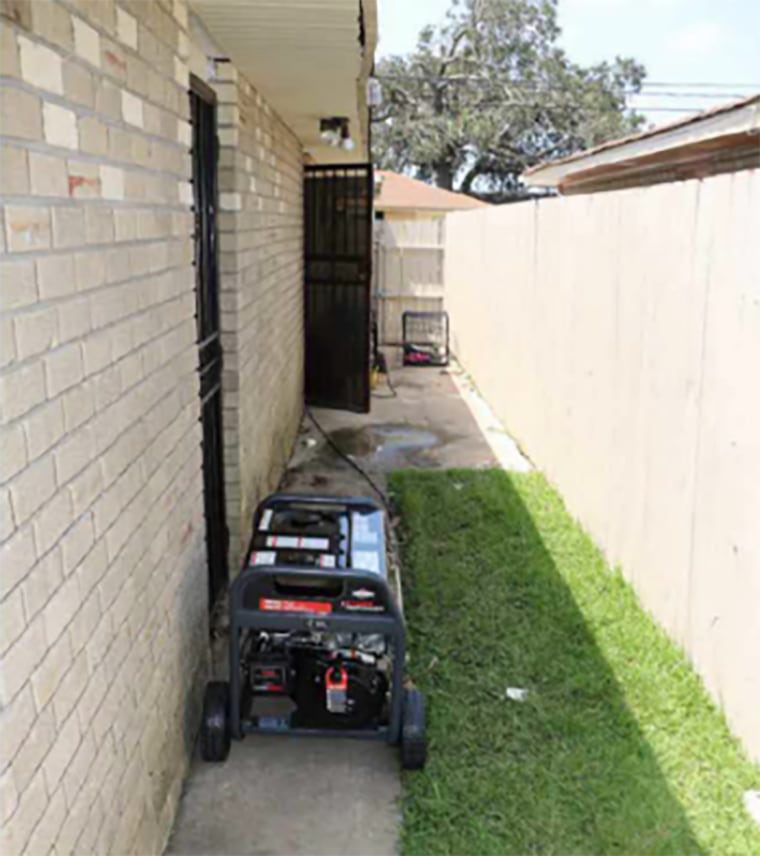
left=229, top=563, right=403, bottom=623
left=252, top=492, right=383, bottom=519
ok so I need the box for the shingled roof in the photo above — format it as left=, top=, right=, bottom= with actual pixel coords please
left=375, top=170, right=488, bottom=212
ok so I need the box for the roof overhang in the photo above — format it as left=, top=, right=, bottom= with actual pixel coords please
left=524, top=95, right=760, bottom=193
left=190, top=0, right=377, bottom=163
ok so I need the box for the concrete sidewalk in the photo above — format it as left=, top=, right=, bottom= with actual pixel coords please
left=167, top=361, right=529, bottom=856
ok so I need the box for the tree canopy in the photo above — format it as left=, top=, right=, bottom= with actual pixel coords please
left=372, top=0, right=646, bottom=199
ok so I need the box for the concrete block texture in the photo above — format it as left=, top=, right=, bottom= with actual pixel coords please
left=444, top=170, right=760, bottom=763
left=1, top=2, right=307, bottom=853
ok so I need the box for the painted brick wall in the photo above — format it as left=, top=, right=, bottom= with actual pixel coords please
left=0, top=1, right=209, bottom=853
left=2, top=2, right=308, bottom=852
left=213, top=64, right=305, bottom=569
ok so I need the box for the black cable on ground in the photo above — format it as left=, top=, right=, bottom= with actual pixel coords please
left=371, top=368, right=397, bottom=399
left=305, top=407, right=392, bottom=512
left=385, top=368, right=398, bottom=398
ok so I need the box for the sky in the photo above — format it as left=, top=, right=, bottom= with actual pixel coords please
left=376, top=0, right=760, bottom=127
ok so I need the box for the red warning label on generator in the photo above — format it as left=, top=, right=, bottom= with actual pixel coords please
left=259, top=598, right=332, bottom=614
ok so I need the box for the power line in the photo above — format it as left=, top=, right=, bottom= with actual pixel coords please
left=636, top=81, right=760, bottom=88
left=372, top=75, right=756, bottom=113
left=626, top=91, right=753, bottom=98
left=625, top=107, right=717, bottom=113
left=378, top=100, right=721, bottom=114
left=374, top=73, right=759, bottom=97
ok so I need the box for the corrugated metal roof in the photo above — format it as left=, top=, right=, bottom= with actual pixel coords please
left=375, top=171, right=488, bottom=211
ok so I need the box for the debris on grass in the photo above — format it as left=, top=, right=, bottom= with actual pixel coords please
left=504, top=687, right=529, bottom=702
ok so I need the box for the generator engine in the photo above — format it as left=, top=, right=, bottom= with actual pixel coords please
left=245, top=629, right=390, bottom=728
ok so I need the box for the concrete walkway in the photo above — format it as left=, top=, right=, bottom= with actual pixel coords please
left=167, top=359, right=529, bottom=856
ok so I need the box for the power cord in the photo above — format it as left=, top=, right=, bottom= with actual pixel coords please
left=305, top=408, right=392, bottom=513
left=371, top=367, right=397, bottom=399
left=371, top=349, right=397, bottom=399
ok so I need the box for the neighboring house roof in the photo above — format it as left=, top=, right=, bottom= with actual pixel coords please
left=375, top=171, right=488, bottom=212
left=523, top=93, right=760, bottom=194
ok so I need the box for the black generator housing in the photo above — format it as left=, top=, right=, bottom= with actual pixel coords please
left=200, top=494, right=426, bottom=770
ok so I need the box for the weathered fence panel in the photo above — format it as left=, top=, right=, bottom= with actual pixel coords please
left=374, top=218, right=445, bottom=343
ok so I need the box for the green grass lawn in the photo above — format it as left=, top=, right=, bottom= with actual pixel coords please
left=391, top=469, right=759, bottom=855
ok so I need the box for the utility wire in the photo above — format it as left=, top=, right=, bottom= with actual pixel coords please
left=632, top=80, right=760, bottom=88
left=377, top=93, right=743, bottom=113
left=371, top=370, right=398, bottom=399
left=374, top=74, right=757, bottom=99
left=377, top=83, right=752, bottom=97
left=375, top=73, right=759, bottom=90
left=622, top=107, right=721, bottom=113
left=624, top=91, right=755, bottom=98
left=373, top=75, right=757, bottom=111
left=378, top=98, right=727, bottom=113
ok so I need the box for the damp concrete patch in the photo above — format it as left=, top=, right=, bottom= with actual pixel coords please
left=329, top=423, right=444, bottom=470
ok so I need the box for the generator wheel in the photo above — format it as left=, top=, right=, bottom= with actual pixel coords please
left=200, top=681, right=230, bottom=762
left=401, top=688, right=427, bottom=770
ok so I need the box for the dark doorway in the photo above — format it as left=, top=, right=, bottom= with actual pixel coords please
left=190, top=76, right=228, bottom=610
left=304, top=164, right=373, bottom=413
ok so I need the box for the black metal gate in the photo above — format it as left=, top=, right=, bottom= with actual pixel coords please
left=191, top=76, right=228, bottom=609
left=304, top=164, right=373, bottom=413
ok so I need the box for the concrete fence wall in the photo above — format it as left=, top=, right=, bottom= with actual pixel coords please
left=444, top=170, right=760, bottom=761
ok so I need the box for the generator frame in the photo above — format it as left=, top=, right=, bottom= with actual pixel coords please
left=201, top=493, right=426, bottom=768
left=229, top=567, right=406, bottom=743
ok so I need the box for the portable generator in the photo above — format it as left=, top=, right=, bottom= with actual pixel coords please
left=402, top=310, right=450, bottom=367
left=200, top=493, right=427, bottom=769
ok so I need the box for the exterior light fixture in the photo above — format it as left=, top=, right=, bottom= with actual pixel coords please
left=319, top=117, right=340, bottom=145
left=319, top=117, right=353, bottom=150
left=340, top=123, right=355, bottom=151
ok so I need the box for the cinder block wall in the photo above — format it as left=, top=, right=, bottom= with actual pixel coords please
left=213, top=65, right=304, bottom=570
left=1, top=1, right=305, bottom=854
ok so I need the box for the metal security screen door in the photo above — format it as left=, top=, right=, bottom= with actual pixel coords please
left=191, top=76, right=229, bottom=609
left=304, top=164, right=373, bottom=413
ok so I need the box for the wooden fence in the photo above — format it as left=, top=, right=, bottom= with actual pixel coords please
left=373, top=218, right=445, bottom=344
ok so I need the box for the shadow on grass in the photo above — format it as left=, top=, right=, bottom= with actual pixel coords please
left=392, top=469, right=704, bottom=855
